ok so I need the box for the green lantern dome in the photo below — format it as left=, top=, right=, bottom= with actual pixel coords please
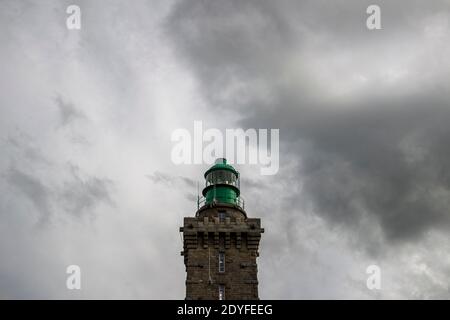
left=201, top=158, right=241, bottom=207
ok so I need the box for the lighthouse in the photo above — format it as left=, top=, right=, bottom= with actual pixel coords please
left=180, top=158, right=264, bottom=300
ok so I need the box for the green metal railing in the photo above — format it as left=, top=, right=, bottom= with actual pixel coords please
left=197, top=195, right=245, bottom=210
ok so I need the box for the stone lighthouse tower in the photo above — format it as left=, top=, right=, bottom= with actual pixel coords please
left=180, top=158, right=264, bottom=300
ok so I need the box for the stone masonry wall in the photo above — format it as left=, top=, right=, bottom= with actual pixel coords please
left=181, top=205, right=263, bottom=300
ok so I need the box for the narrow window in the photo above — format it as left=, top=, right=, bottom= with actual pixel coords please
left=219, top=252, right=225, bottom=273
left=218, top=210, right=226, bottom=222
left=218, top=285, right=225, bottom=300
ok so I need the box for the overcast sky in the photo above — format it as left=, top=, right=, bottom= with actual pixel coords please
left=1, top=0, right=450, bottom=299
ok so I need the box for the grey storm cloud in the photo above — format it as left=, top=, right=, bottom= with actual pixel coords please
left=3, top=129, right=114, bottom=222
left=59, top=165, right=115, bottom=217
left=165, top=0, right=450, bottom=246
left=146, top=171, right=196, bottom=188
left=54, top=95, right=86, bottom=126
left=6, top=167, right=52, bottom=221
left=5, top=161, right=115, bottom=222
left=147, top=171, right=198, bottom=202
left=2, top=0, right=450, bottom=299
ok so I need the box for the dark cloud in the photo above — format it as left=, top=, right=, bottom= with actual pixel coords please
left=281, top=97, right=450, bottom=242
left=6, top=167, right=52, bottom=222
left=147, top=171, right=198, bottom=202
left=165, top=0, right=450, bottom=246
left=3, top=128, right=115, bottom=223
left=146, top=171, right=196, bottom=188
left=59, top=165, right=115, bottom=217
left=54, top=95, right=86, bottom=126
left=6, top=132, right=52, bottom=165
left=5, top=163, right=115, bottom=222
